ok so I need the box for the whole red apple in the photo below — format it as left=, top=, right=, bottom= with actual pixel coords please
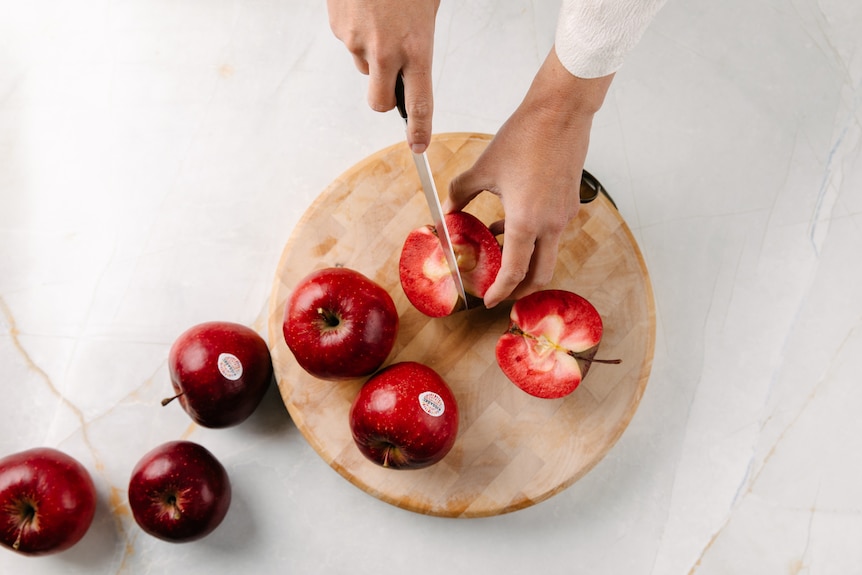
left=495, top=289, right=621, bottom=399
left=128, top=440, right=231, bottom=543
left=0, top=447, right=97, bottom=556
left=349, top=362, right=459, bottom=470
left=283, top=266, right=399, bottom=380
left=399, top=211, right=502, bottom=317
left=163, top=321, right=273, bottom=428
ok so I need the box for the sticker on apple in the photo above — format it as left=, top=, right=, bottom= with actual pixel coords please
left=217, top=353, right=243, bottom=381
left=418, top=391, right=445, bottom=417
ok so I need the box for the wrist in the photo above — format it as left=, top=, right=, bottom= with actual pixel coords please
left=522, top=47, right=614, bottom=128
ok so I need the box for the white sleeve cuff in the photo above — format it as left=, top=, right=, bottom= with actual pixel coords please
left=555, top=0, right=667, bottom=79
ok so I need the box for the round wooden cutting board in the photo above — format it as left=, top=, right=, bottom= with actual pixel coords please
left=268, top=133, right=655, bottom=518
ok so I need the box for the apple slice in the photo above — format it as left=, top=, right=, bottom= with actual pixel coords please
left=495, top=289, right=621, bottom=399
left=399, top=211, right=502, bottom=317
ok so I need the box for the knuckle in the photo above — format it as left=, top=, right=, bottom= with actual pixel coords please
left=500, top=265, right=529, bottom=285
left=408, top=99, right=432, bottom=121
left=533, top=269, right=554, bottom=288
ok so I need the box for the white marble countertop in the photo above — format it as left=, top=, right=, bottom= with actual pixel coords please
left=2, top=1, right=860, bottom=573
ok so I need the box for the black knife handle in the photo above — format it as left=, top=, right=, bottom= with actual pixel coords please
left=395, top=74, right=408, bottom=120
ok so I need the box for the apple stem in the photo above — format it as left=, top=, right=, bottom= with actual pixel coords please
left=317, top=307, right=340, bottom=328
left=161, top=392, right=183, bottom=406
left=567, top=349, right=622, bottom=364
left=166, top=495, right=183, bottom=520
left=12, top=501, right=36, bottom=550
left=382, top=447, right=391, bottom=468
left=508, top=326, right=621, bottom=364
left=584, top=357, right=623, bottom=365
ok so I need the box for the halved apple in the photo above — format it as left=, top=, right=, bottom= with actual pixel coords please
left=495, top=289, right=620, bottom=399
left=399, top=211, right=502, bottom=317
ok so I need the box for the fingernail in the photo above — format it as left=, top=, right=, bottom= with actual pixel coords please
left=411, top=143, right=427, bottom=154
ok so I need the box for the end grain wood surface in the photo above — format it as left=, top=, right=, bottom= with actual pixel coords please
left=268, top=133, right=655, bottom=517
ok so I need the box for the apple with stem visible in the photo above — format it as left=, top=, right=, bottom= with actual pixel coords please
left=0, top=447, right=97, bottom=556
left=283, top=266, right=399, bottom=380
left=349, top=362, right=459, bottom=470
left=495, top=289, right=621, bottom=399
left=162, top=321, right=273, bottom=428
left=399, top=211, right=502, bottom=317
left=128, top=441, right=231, bottom=543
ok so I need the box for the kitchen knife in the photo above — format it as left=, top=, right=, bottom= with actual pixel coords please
left=395, top=74, right=469, bottom=308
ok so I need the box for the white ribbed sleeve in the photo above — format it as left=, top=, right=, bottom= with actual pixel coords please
left=555, top=0, right=667, bottom=78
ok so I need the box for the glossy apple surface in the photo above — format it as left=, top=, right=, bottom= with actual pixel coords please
left=349, top=362, right=459, bottom=470
left=0, top=447, right=97, bottom=556
left=399, top=211, right=502, bottom=317
left=495, top=289, right=620, bottom=399
left=164, top=321, right=273, bottom=428
left=283, top=266, right=399, bottom=380
left=128, top=440, right=231, bottom=543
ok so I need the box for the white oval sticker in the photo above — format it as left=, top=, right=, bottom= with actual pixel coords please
left=217, top=353, right=243, bottom=381
left=419, top=391, right=445, bottom=417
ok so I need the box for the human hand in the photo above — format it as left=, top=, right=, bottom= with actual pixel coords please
left=326, top=0, right=440, bottom=153
left=444, top=48, right=614, bottom=308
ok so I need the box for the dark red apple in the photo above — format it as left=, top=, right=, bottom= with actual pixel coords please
left=495, top=289, right=621, bottom=399
left=0, top=447, right=97, bottom=556
left=128, top=440, right=231, bottom=543
left=283, top=266, right=399, bottom=380
left=399, top=211, right=502, bottom=317
left=162, top=321, right=273, bottom=428
left=349, top=362, right=459, bottom=470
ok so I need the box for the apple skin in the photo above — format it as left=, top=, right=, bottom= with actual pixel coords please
left=165, top=321, right=273, bottom=428
left=349, top=362, right=459, bottom=470
left=399, top=211, right=502, bottom=317
left=128, top=440, right=231, bottom=543
left=0, top=447, right=97, bottom=556
left=495, top=289, right=620, bottom=399
left=283, top=267, right=399, bottom=380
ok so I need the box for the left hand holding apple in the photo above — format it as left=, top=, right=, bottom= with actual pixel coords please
left=445, top=48, right=614, bottom=308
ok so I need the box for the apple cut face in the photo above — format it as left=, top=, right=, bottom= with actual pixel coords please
left=495, top=290, right=610, bottom=399
left=399, top=211, right=502, bottom=317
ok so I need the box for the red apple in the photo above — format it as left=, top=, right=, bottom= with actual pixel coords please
left=128, top=440, right=231, bottom=543
left=162, top=321, right=273, bottom=428
left=0, top=447, right=97, bottom=556
left=399, top=211, right=502, bottom=317
left=495, top=289, right=621, bottom=399
left=283, top=266, right=399, bottom=380
left=349, top=362, right=459, bottom=470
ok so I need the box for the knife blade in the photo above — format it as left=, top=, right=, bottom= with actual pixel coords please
left=395, top=74, right=469, bottom=308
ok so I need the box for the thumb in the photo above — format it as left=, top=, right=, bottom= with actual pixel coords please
left=444, top=166, right=489, bottom=214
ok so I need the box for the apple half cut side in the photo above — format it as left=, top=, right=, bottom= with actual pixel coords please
left=495, top=289, right=621, bottom=399
left=399, top=211, right=502, bottom=317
